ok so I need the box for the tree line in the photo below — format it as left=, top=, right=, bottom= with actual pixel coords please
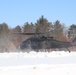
left=0, top=15, right=76, bottom=52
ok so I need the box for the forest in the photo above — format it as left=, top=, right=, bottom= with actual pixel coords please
left=0, top=15, right=76, bottom=52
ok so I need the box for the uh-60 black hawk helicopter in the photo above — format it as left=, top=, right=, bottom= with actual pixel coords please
left=14, top=31, right=72, bottom=52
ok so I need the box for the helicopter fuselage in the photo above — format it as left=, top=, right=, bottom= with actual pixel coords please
left=20, top=36, right=72, bottom=52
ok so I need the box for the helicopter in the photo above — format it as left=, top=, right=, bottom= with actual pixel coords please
left=14, top=32, right=72, bottom=52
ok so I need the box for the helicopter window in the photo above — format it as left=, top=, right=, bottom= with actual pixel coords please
left=22, top=40, right=31, bottom=46
left=31, top=41, right=39, bottom=46
left=28, top=40, right=31, bottom=44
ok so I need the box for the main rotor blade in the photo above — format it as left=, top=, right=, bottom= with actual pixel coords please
left=13, top=32, right=45, bottom=35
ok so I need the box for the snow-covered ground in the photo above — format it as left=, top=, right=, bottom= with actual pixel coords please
left=0, top=51, right=76, bottom=75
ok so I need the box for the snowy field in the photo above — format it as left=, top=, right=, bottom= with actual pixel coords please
left=0, top=51, right=76, bottom=75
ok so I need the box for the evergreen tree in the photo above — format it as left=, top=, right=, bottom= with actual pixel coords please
left=36, top=15, right=50, bottom=33
left=23, top=22, right=35, bottom=33
left=12, top=25, right=21, bottom=33
left=53, top=20, right=63, bottom=40
left=0, top=22, right=10, bottom=52
left=0, top=22, right=10, bottom=34
left=35, top=15, right=52, bottom=36
left=68, top=24, right=76, bottom=38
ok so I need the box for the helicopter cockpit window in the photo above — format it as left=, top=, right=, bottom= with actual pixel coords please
left=27, top=40, right=31, bottom=44
left=31, top=41, right=39, bottom=46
